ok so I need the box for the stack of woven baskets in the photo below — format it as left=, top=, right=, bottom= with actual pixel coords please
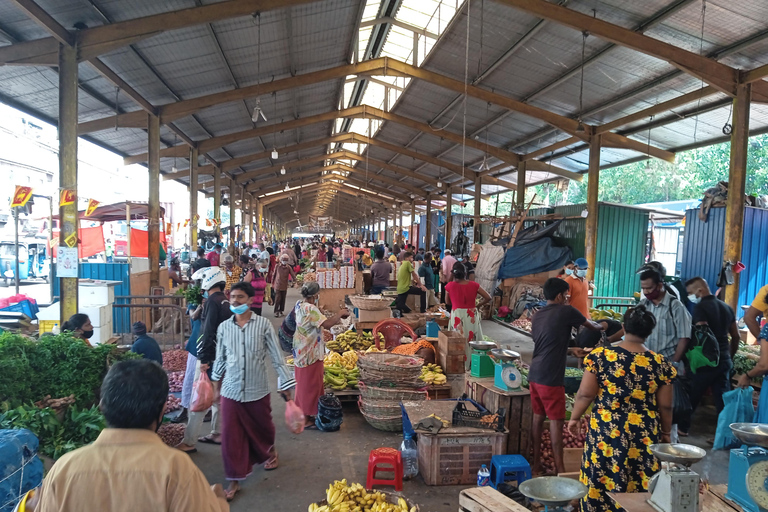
left=357, top=352, right=426, bottom=431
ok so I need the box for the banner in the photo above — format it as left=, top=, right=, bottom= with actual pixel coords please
left=60, top=189, right=76, bottom=206
left=50, top=226, right=106, bottom=259
left=84, top=199, right=99, bottom=216
left=11, top=186, right=33, bottom=207
left=128, top=228, right=167, bottom=258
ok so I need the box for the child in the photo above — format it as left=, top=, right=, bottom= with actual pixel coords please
left=530, top=278, right=603, bottom=475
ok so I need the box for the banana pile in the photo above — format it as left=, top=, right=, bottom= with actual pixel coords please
left=308, top=480, right=416, bottom=512
left=589, top=308, right=623, bottom=321
left=327, top=330, right=384, bottom=353
left=324, top=352, right=360, bottom=390
left=419, top=363, right=447, bottom=385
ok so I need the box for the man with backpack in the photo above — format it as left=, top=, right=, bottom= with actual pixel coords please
left=679, top=277, right=741, bottom=437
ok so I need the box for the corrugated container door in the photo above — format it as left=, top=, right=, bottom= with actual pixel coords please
left=595, top=205, right=649, bottom=298
left=739, top=207, right=768, bottom=311
left=679, top=208, right=725, bottom=291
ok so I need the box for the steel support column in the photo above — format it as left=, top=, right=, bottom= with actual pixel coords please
left=516, top=160, right=526, bottom=213
left=410, top=202, right=416, bottom=247
left=241, top=185, right=247, bottom=249
left=585, top=135, right=601, bottom=282
left=148, top=114, right=160, bottom=288
left=425, top=195, right=432, bottom=250
left=58, top=43, right=79, bottom=321
left=474, top=176, right=482, bottom=244
left=724, top=83, right=752, bottom=311
left=229, top=179, right=236, bottom=253
left=444, top=187, right=452, bottom=252
left=189, top=147, right=198, bottom=250
left=257, top=200, right=263, bottom=240
left=213, top=168, right=221, bottom=238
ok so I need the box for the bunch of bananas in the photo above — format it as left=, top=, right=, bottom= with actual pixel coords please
left=324, top=361, right=360, bottom=390
left=419, top=363, right=447, bottom=385
left=326, top=331, right=384, bottom=353
left=308, top=480, right=416, bottom=512
left=324, top=350, right=358, bottom=370
left=286, top=356, right=295, bottom=365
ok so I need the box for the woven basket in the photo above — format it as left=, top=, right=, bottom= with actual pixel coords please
left=348, top=295, right=392, bottom=311
left=357, top=353, right=424, bottom=389
left=358, top=381, right=428, bottom=401
left=360, top=408, right=403, bottom=432
left=359, top=397, right=402, bottom=417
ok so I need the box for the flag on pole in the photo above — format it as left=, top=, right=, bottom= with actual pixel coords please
left=183, top=219, right=189, bottom=227
left=11, top=186, right=33, bottom=207
left=60, top=189, right=76, bottom=206
left=205, top=219, right=212, bottom=227
left=85, top=199, right=100, bottom=216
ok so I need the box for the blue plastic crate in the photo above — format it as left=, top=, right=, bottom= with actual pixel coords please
left=0, top=300, right=39, bottom=320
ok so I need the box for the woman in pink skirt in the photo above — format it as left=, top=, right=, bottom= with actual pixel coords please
left=292, top=282, right=350, bottom=427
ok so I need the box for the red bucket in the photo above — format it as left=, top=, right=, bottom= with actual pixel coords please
left=734, top=261, right=746, bottom=274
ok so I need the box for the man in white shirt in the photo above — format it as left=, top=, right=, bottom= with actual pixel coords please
left=440, top=249, right=457, bottom=308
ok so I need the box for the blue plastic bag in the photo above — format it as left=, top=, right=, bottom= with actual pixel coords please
left=754, top=377, right=768, bottom=424
left=713, top=387, right=755, bottom=450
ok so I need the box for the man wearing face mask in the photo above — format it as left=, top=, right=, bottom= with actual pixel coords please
left=211, top=282, right=295, bottom=501
left=678, top=277, right=740, bottom=437
left=639, top=269, right=691, bottom=440
left=565, top=258, right=591, bottom=320
left=271, top=255, right=296, bottom=317
left=177, top=267, right=231, bottom=453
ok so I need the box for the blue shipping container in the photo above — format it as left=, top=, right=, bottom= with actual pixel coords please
left=680, top=207, right=768, bottom=317
left=51, top=262, right=131, bottom=327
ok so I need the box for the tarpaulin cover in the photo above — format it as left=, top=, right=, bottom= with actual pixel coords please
left=50, top=226, right=106, bottom=258
left=497, top=237, right=572, bottom=279
left=128, top=228, right=167, bottom=258
left=0, top=429, right=44, bottom=512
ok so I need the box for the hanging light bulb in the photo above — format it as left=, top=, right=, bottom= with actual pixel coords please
left=280, top=165, right=286, bottom=175
left=271, top=147, right=278, bottom=159
left=392, top=203, right=397, bottom=208
left=284, top=183, right=289, bottom=191
left=437, top=180, right=443, bottom=188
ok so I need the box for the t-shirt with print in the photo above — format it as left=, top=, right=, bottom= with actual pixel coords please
left=529, top=304, right=586, bottom=387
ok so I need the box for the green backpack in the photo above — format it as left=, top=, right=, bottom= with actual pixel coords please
left=685, top=324, right=720, bottom=374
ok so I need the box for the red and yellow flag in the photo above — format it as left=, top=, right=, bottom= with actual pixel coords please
left=60, top=189, right=76, bottom=206
left=176, top=222, right=181, bottom=231
left=205, top=219, right=212, bottom=227
left=183, top=219, right=189, bottom=228
left=84, top=199, right=100, bottom=216
left=11, top=186, right=33, bottom=207
left=165, top=222, right=172, bottom=235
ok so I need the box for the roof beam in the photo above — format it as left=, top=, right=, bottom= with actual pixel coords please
left=0, top=0, right=322, bottom=66
left=8, top=0, right=74, bottom=46
left=494, top=0, right=738, bottom=97
left=359, top=16, right=439, bottom=40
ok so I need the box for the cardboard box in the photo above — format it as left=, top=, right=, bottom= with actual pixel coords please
left=357, top=308, right=392, bottom=323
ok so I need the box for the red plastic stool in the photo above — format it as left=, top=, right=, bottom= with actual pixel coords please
left=366, top=447, right=403, bottom=491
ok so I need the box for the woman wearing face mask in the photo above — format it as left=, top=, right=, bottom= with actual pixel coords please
left=62, top=313, right=94, bottom=346
left=566, top=257, right=591, bottom=320
left=559, top=260, right=576, bottom=279
left=271, top=256, right=296, bottom=317
left=243, top=259, right=269, bottom=316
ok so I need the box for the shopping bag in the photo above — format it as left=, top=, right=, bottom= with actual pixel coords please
left=754, top=377, right=768, bottom=423
left=284, top=398, right=305, bottom=434
left=713, top=386, right=755, bottom=450
left=672, top=379, right=692, bottom=425
left=190, top=371, right=213, bottom=412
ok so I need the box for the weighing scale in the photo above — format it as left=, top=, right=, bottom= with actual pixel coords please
left=519, top=476, right=587, bottom=511
left=725, top=423, right=768, bottom=512
left=646, top=443, right=706, bottom=512
left=469, top=340, right=497, bottom=378
left=489, top=348, right=522, bottom=392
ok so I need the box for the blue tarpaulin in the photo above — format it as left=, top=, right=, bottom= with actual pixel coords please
left=0, top=429, right=43, bottom=512
left=497, top=238, right=572, bottom=279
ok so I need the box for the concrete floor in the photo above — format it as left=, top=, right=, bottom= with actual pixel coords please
left=188, top=287, right=728, bottom=512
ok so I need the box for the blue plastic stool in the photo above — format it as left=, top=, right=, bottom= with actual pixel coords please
left=490, top=454, right=531, bottom=489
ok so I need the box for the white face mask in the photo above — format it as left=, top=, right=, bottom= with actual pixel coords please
left=576, top=269, right=587, bottom=278
left=564, top=268, right=574, bottom=276
left=688, top=293, right=700, bottom=304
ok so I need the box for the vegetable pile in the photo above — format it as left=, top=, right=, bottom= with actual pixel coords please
left=168, top=371, right=185, bottom=392
left=419, top=363, right=447, bottom=385
left=510, top=317, right=532, bottom=333
left=326, top=330, right=380, bottom=352
left=157, top=423, right=186, bottom=447
left=162, top=349, right=188, bottom=372
left=538, top=417, right=589, bottom=474
left=324, top=351, right=360, bottom=390
left=310, top=479, right=417, bottom=512
left=164, top=395, right=182, bottom=414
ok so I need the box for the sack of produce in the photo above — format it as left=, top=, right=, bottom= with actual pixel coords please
left=190, top=372, right=213, bottom=413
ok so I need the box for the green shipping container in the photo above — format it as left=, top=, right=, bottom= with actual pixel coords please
left=525, top=203, right=648, bottom=298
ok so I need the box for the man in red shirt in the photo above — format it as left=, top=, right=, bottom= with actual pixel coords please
left=565, top=257, right=590, bottom=319
left=206, top=243, right=223, bottom=267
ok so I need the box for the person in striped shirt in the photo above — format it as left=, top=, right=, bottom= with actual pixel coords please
left=211, top=281, right=295, bottom=502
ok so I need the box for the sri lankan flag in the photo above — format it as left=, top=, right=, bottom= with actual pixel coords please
left=11, top=186, right=33, bottom=207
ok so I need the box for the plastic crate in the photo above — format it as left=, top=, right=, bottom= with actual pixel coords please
left=452, top=400, right=506, bottom=432
left=418, top=429, right=507, bottom=486
left=0, top=300, right=40, bottom=320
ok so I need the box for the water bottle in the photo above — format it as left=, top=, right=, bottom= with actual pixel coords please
left=400, top=433, right=419, bottom=480
left=477, top=464, right=490, bottom=486
left=51, top=323, right=59, bottom=335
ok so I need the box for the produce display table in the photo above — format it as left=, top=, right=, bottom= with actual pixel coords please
left=465, top=375, right=532, bottom=458
left=460, top=487, right=530, bottom=512
left=425, top=383, right=451, bottom=400
left=324, top=388, right=361, bottom=403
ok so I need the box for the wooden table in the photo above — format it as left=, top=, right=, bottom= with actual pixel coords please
left=609, top=484, right=740, bottom=512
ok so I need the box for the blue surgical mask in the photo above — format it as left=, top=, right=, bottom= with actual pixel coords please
left=565, top=268, right=574, bottom=276
left=688, top=294, right=700, bottom=304
left=203, top=291, right=209, bottom=298
left=576, top=269, right=588, bottom=278
left=230, top=303, right=249, bottom=315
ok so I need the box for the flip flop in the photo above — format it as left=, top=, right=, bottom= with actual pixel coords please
left=198, top=435, right=222, bottom=445
left=264, top=453, right=279, bottom=470
left=225, top=486, right=240, bottom=502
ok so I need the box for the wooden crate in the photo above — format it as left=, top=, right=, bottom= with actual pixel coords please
left=426, top=384, right=451, bottom=400
left=438, top=329, right=466, bottom=375
left=439, top=351, right=465, bottom=375
left=563, top=447, right=583, bottom=473
left=459, top=487, right=530, bottom=512
left=465, top=375, right=533, bottom=458
left=418, top=428, right=507, bottom=486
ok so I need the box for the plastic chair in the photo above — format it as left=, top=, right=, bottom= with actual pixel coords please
left=490, top=454, right=532, bottom=489
left=366, top=447, right=403, bottom=491
left=373, top=319, right=418, bottom=351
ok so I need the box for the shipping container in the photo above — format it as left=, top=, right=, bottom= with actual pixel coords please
left=680, top=206, right=768, bottom=317
left=523, top=203, right=649, bottom=298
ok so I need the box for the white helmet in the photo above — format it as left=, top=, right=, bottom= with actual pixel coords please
left=191, top=267, right=226, bottom=291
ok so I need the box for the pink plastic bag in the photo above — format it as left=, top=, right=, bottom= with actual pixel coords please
left=190, top=372, right=213, bottom=412
left=284, top=399, right=305, bottom=434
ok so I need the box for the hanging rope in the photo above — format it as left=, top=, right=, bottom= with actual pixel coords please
left=460, top=0, right=471, bottom=207
left=693, top=0, right=706, bottom=142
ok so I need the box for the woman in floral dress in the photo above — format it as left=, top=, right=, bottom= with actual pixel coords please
left=292, top=282, right=349, bottom=427
left=568, top=305, right=676, bottom=511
